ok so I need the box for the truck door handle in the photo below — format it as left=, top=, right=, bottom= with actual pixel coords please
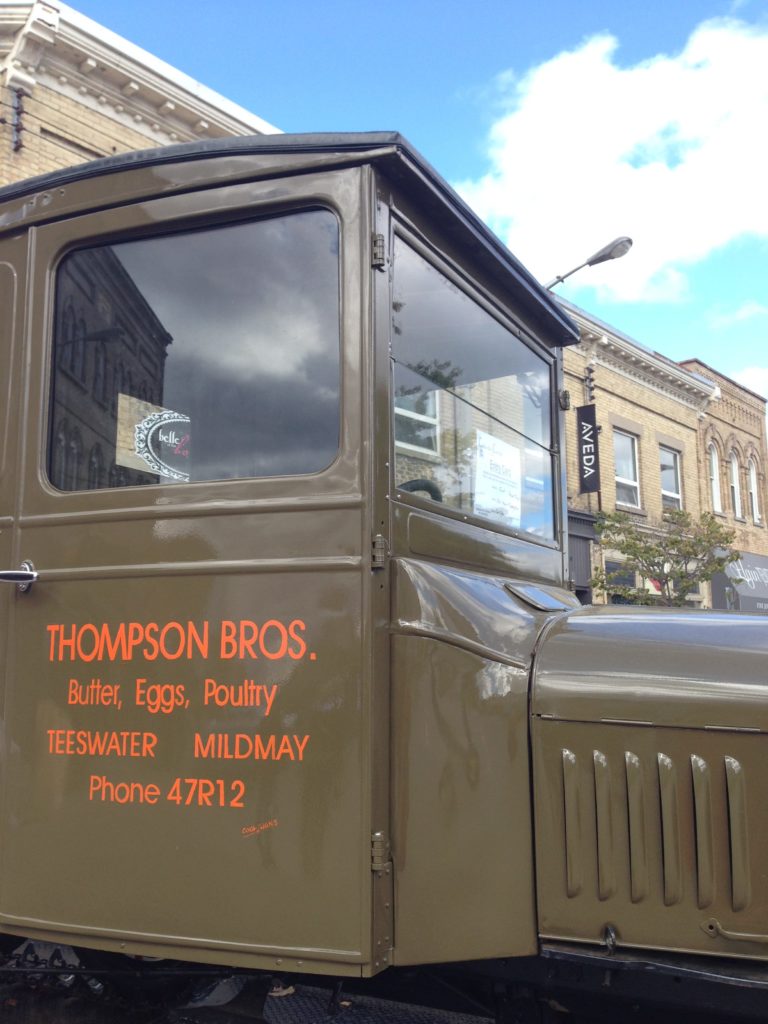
left=0, top=560, right=37, bottom=592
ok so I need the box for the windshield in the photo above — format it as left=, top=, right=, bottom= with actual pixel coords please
left=392, top=238, right=555, bottom=540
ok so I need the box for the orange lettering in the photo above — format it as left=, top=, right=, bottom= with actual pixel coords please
left=143, top=622, right=160, bottom=660
left=220, top=620, right=237, bottom=659
left=187, top=620, right=209, bottom=659
left=259, top=620, right=288, bottom=660
left=127, top=622, right=144, bottom=658
left=47, top=729, right=157, bottom=757
left=288, top=619, right=307, bottom=659
left=47, top=624, right=58, bottom=661
left=238, top=621, right=259, bottom=659
left=89, top=775, right=161, bottom=804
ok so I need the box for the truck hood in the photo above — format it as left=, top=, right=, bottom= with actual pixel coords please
left=533, top=605, right=768, bottom=732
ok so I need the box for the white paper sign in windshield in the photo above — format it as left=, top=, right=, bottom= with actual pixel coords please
left=473, top=429, right=521, bottom=527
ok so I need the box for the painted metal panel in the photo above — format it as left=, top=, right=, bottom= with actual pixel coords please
left=392, top=633, right=536, bottom=964
left=690, top=754, right=715, bottom=909
left=533, top=605, right=768, bottom=731
left=624, top=752, right=649, bottom=903
left=0, top=166, right=377, bottom=975
left=534, top=721, right=768, bottom=960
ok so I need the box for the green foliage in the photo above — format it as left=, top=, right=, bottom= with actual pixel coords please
left=408, top=358, right=463, bottom=392
left=590, top=508, right=740, bottom=606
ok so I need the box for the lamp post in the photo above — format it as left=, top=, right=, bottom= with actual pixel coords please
left=544, top=236, right=633, bottom=290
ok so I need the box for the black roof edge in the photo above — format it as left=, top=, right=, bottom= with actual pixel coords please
left=0, top=131, right=578, bottom=347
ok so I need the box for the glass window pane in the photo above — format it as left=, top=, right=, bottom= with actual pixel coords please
left=395, top=410, right=439, bottom=453
left=48, top=209, right=341, bottom=490
left=660, top=446, right=681, bottom=508
left=748, top=459, right=761, bottom=523
left=614, top=431, right=637, bottom=482
left=709, top=445, right=722, bottom=512
left=616, top=480, right=639, bottom=506
left=659, top=448, right=678, bottom=492
left=392, top=239, right=554, bottom=540
left=730, top=453, right=742, bottom=517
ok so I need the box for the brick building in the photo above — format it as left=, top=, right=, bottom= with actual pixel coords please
left=679, top=359, right=768, bottom=612
left=562, top=299, right=768, bottom=608
left=0, top=0, right=277, bottom=186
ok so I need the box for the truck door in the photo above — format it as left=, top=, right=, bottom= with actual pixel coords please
left=0, top=240, right=24, bottom=804
left=0, top=167, right=373, bottom=974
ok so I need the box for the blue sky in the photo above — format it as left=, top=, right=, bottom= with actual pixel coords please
left=71, top=0, right=768, bottom=393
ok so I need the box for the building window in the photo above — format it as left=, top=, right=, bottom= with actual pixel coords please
left=52, top=422, right=68, bottom=489
left=74, top=318, right=88, bottom=382
left=614, top=430, right=640, bottom=507
left=708, top=443, right=722, bottom=513
left=93, top=343, right=106, bottom=405
left=60, top=305, right=76, bottom=374
left=659, top=445, right=682, bottom=509
left=67, top=430, right=83, bottom=490
left=748, top=458, right=761, bottom=524
left=605, top=559, right=635, bottom=604
left=87, top=444, right=104, bottom=490
left=394, top=389, right=439, bottom=456
left=729, top=451, right=743, bottom=518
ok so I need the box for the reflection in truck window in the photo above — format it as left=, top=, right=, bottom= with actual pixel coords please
left=48, top=209, right=340, bottom=490
left=392, top=238, right=555, bottom=540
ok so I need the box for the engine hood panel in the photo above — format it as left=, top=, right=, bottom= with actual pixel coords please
left=533, top=606, right=768, bottom=732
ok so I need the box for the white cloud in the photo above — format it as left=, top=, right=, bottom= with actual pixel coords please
left=709, top=302, right=768, bottom=329
left=455, top=19, right=768, bottom=302
left=732, top=366, right=768, bottom=400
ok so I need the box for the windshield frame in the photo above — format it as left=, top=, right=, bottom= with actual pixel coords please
left=389, top=221, right=561, bottom=550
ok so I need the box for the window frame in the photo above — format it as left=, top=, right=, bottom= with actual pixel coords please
left=708, top=443, right=722, bottom=513
left=613, top=429, right=641, bottom=508
left=729, top=451, right=743, bottom=519
left=21, top=168, right=364, bottom=521
left=46, top=204, right=344, bottom=494
left=604, top=558, right=636, bottom=604
left=394, top=389, right=440, bottom=458
left=659, top=444, right=682, bottom=510
left=389, top=222, right=559, bottom=547
left=748, top=457, right=761, bottom=524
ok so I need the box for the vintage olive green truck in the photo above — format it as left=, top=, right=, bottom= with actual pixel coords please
left=0, top=133, right=766, bottom=1020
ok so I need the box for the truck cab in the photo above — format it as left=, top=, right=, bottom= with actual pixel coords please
left=1, top=133, right=767, bottom=1018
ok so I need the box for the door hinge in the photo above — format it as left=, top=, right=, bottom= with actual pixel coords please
left=371, top=830, right=391, bottom=873
left=372, top=533, right=388, bottom=569
left=372, top=232, right=386, bottom=270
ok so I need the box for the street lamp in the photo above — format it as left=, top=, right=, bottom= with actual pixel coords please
left=544, top=236, right=633, bottom=290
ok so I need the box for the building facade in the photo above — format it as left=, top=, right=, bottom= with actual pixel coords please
left=562, top=300, right=768, bottom=608
left=0, top=0, right=277, bottom=186
left=679, top=359, right=768, bottom=612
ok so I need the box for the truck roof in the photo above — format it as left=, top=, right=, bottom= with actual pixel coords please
left=0, top=132, right=578, bottom=347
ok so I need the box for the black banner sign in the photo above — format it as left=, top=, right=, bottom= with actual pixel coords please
left=576, top=405, right=600, bottom=493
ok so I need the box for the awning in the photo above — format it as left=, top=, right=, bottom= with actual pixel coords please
left=711, top=553, right=768, bottom=614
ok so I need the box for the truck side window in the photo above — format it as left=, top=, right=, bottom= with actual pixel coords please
left=392, top=238, right=555, bottom=540
left=48, top=208, right=340, bottom=490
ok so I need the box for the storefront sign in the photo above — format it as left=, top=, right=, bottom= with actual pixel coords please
left=576, top=405, right=600, bottom=494
left=711, top=553, right=768, bottom=613
left=117, top=394, right=191, bottom=482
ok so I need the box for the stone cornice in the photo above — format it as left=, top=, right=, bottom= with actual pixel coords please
left=577, top=327, right=716, bottom=412
left=1, top=0, right=280, bottom=144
